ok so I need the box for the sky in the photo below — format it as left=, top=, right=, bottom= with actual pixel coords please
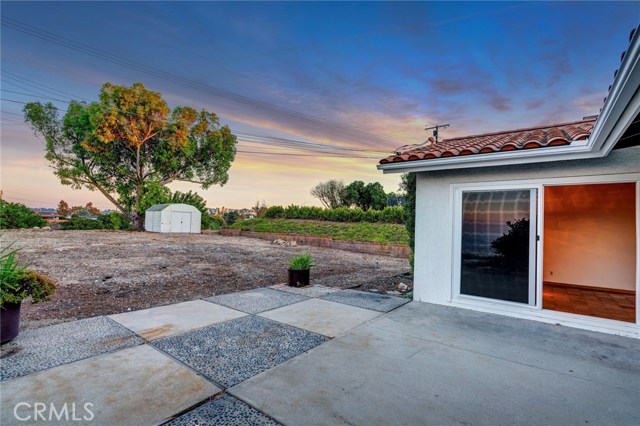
left=1, top=1, right=638, bottom=210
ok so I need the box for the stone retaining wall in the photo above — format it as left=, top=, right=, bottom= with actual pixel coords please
left=219, top=229, right=410, bottom=258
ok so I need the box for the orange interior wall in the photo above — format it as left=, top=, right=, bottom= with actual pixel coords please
left=543, top=183, right=637, bottom=291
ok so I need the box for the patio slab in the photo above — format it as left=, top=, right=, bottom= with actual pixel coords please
left=320, top=289, right=410, bottom=312
left=258, top=298, right=382, bottom=338
left=270, top=284, right=341, bottom=298
left=109, top=300, right=246, bottom=340
left=167, top=394, right=280, bottom=426
left=232, top=302, right=640, bottom=426
left=206, top=288, right=308, bottom=314
left=0, top=316, right=143, bottom=381
left=1, top=345, right=219, bottom=426
left=152, top=315, right=327, bottom=387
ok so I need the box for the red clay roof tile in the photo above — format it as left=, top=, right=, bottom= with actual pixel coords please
left=379, top=118, right=596, bottom=164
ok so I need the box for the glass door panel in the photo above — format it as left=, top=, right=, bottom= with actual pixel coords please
left=460, top=190, right=536, bottom=304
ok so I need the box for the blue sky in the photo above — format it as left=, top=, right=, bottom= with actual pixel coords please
left=1, top=1, right=638, bottom=209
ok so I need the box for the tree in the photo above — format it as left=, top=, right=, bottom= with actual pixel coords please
left=400, top=173, right=416, bottom=269
left=363, top=182, right=387, bottom=211
left=224, top=210, right=241, bottom=226
left=56, top=200, right=71, bottom=216
left=490, top=218, right=530, bottom=268
left=0, top=200, right=47, bottom=229
left=310, top=180, right=345, bottom=209
left=252, top=200, right=268, bottom=218
left=343, top=180, right=365, bottom=208
left=343, top=181, right=386, bottom=211
left=24, top=82, right=237, bottom=229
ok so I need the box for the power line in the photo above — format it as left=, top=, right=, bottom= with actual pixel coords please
left=1, top=16, right=416, bottom=145
left=1, top=70, right=92, bottom=101
left=1, top=95, right=388, bottom=157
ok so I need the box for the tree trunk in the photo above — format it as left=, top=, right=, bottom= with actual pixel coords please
left=133, top=214, right=144, bottom=231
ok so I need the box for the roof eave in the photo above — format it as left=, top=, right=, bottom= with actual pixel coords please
left=377, top=143, right=599, bottom=174
left=379, top=25, right=640, bottom=175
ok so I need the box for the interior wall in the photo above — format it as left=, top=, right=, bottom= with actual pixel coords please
left=543, top=183, right=636, bottom=291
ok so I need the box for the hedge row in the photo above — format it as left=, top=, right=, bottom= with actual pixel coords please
left=263, top=205, right=405, bottom=224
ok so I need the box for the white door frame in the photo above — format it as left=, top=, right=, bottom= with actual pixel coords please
left=450, top=172, right=640, bottom=333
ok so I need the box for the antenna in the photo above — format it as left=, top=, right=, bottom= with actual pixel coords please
left=424, top=124, right=450, bottom=144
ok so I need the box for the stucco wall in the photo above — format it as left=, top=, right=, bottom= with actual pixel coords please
left=413, top=146, right=640, bottom=305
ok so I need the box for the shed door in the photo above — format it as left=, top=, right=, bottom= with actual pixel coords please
left=170, top=212, right=192, bottom=233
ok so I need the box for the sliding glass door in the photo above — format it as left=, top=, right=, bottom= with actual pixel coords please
left=459, top=189, right=537, bottom=305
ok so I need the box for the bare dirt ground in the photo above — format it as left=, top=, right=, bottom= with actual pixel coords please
left=3, top=230, right=412, bottom=330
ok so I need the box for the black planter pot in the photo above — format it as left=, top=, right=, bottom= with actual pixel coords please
left=1, top=302, right=21, bottom=344
left=288, top=269, right=310, bottom=287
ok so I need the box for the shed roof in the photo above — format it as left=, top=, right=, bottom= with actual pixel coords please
left=146, top=203, right=200, bottom=212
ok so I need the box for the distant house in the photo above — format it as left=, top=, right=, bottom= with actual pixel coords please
left=31, top=208, right=59, bottom=220
left=378, top=27, right=640, bottom=337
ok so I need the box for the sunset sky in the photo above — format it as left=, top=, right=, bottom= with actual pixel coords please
left=1, top=1, right=638, bottom=210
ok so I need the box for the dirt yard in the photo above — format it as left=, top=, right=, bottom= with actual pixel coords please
left=3, top=230, right=412, bottom=330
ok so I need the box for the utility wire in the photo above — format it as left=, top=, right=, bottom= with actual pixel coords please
left=2, top=16, right=416, bottom=145
left=1, top=94, right=388, bottom=157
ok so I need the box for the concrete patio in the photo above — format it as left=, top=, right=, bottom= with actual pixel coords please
left=1, top=285, right=638, bottom=425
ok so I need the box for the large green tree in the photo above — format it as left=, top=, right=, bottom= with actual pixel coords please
left=24, top=82, right=237, bottom=229
left=343, top=180, right=387, bottom=211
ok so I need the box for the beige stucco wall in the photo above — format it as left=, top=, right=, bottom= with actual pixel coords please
left=413, top=145, right=640, bottom=305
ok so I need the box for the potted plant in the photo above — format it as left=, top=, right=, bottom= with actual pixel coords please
left=288, top=253, right=314, bottom=287
left=1, top=243, right=56, bottom=344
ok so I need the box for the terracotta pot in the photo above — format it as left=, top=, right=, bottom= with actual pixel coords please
left=288, top=269, right=310, bottom=287
left=1, top=302, right=21, bottom=344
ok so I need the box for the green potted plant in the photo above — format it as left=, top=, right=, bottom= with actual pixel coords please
left=1, top=243, right=56, bottom=344
left=288, top=253, right=314, bottom=287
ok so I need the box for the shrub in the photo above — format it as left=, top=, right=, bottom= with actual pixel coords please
left=61, top=217, right=106, bottom=230
left=0, top=200, right=47, bottom=229
left=223, top=210, right=241, bottom=226
left=262, top=205, right=404, bottom=224
left=98, top=212, right=133, bottom=230
left=209, top=215, right=224, bottom=230
left=264, top=206, right=285, bottom=219
left=1, top=243, right=56, bottom=307
left=400, top=173, right=416, bottom=269
left=380, top=206, right=405, bottom=223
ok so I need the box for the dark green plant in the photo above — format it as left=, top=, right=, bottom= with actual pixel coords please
left=0, top=200, right=47, bottom=229
left=289, top=253, right=314, bottom=270
left=264, top=206, right=286, bottom=219
left=61, top=217, right=106, bottom=230
left=223, top=210, right=241, bottom=226
left=1, top=243, right=56, bottom=307
left=98, top=212, right=133, bottom=230
left=400, top=173, right=416, bottom=269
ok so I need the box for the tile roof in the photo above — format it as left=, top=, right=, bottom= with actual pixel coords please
left=379, top=118, right=596, bottom=164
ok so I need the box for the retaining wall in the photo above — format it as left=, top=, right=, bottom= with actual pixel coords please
left=219, top=229, right=410, bottom=258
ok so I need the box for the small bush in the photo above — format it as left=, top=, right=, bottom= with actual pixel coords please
left=261, top=205, right=404, bottom=224
left=209, top=215, right=224, bottom=230
left=61, top=217, right=106, bottom=230
left=98, top=212, right=133, bottom=230
left=0, top=200, right=47, bottom=229
left=264, top=206, right=285, bottom=219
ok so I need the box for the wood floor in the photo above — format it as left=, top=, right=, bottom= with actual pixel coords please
left=543, top=283, right=636, bottom=323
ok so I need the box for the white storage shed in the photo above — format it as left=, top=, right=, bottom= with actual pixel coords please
left=144, top=203, right=201, bottom=233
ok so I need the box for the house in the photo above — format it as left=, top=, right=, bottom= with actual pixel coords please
left=378, top=27, right=640, bottom=337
